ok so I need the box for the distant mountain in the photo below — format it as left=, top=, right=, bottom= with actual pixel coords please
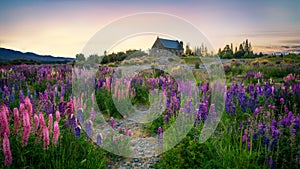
left=0, top=48, right=75, bottom=63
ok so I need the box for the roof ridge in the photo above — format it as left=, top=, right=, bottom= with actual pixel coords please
left=158, top=37, right=179, bottom=42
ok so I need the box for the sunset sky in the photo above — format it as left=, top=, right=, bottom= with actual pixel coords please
left=0, top=0, right=299, bottom=57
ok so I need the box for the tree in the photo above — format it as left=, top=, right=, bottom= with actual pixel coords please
left=218, top=48, right=222, bottom=55
left=195, top=46, right=202, bottom=57
left=204, top=47, right=208, bottom=56
left=76, top=53, right=85, bottom=62
left=185, top=43, right=192, bottom=56
left=87, top=54, right=100, bottom=64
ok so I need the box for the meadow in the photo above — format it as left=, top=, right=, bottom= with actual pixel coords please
left=0, top=54, right=299, bottom=168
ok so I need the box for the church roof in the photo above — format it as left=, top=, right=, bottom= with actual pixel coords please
left=157, top=38, right=183, bottom=50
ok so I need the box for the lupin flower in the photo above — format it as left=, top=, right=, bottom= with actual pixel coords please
left=34, top=114, right=39, bottom=132
left=254, top=107, right=260, bottom=115
left=240, top=122, right=243, bottom=130
left=43, top=126, right=50, bottom=149
left=268, top=157, right=274, bottom=169
left=53, top=121, right=60, bottom=145
left=55, top=110, right=60, bottom=122
left=66, top=99, right=74, bottom=116
left=85, top=120, right=93, bottom=139
left=110, top=117, right=115, bottom=129
left=127, top=130, right=132, bottom=136
left=39, top=112, right=46, bottom=128
left=75, top=125, right=81, bottom=138
left=13, top=108, right=20, bottom=134
left=90, top=108, right=95, bottom=121
left=124, top=127, right=129, bottom=136
left=263, top=136, right=270, bottom=146
left=247, top=141, right=251, bottom=150
left=242, top=135, right=247, bottom=143
left=158, top=127, right=163, bottom=143
left=24, top=96, right=33, bottom=116
left=58, top=100, right=66, bottom=117
left=69, top=114, right=77, bottom=129
left=242, top=129, right=248, bottom=143
left=96, top=133, right=103, bottom=146
left=272, top=129, right=281, bottom=138
left=19, top=103, right=25, bottom=117
left=19, top=90, right=25, bottom=103
left=48, top=114, right=53, bottom=135
left=22, top=110, right=30, bottom=146
left=198, top=103, right=208, bottom=121
left=164, top=115, right=169, bottom=125
left=280, top=98, right=284, bottom=104
left=2, top=133, right=12, bottom=166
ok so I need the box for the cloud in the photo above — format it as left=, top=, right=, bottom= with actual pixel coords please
left=255, top=45, right=300, bottom=54
left=235, top=31, right=300, bottom=38
left=280, top=39, right=300, bottom=44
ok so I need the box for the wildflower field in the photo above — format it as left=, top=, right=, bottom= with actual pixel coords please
left=0, top=55, right=300, bottom=168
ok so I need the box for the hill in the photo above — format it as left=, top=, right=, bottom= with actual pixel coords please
left=0, top=48, right=75, bottom=63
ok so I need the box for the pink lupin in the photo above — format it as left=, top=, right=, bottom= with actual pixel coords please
left=13, top=108, right=20, bottom=134
left=124, top=127, right=131, bottom=136
left=55, top=110, right=60, bottom=122
left=43, top=126, right=50, bottom=149
left=110, top=117, right=115, bottom=129
left=34, top=114, right=39, bottom=132
left=39, top=112, right=46, bottom=128
left=3, top=105, right=9, bottom=119
left=106, top=77, right=111, bottom=90
left=48, top=114, right=53, bottom=136
left=163, top=88, right=167, bottom=97
left=0, top=105, right=10, bottom=137
left=19, top=103, right=25, bottom=117
left=24, top=96, right=33, bottom=116
left=52, top=121, right=60, bottom=145
left=22, top=110, right=30, bottom=146
left=2, top=133, right=12, bottom=166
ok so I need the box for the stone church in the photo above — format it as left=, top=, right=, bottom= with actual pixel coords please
left=151, top=37, right=184, bottom=56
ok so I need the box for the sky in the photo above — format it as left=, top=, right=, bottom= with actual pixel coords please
left=0, top=0, right=299, bottom=57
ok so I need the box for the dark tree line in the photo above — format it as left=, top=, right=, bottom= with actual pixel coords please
left=75, top=49, right=146, bottom=64
left=218, top=39, right=262, bottom=59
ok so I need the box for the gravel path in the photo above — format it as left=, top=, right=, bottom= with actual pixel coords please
left=106, top=105, right=161, bottom=169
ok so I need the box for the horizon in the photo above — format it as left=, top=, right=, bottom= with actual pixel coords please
left=0, top=0, right=300, bottom=58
